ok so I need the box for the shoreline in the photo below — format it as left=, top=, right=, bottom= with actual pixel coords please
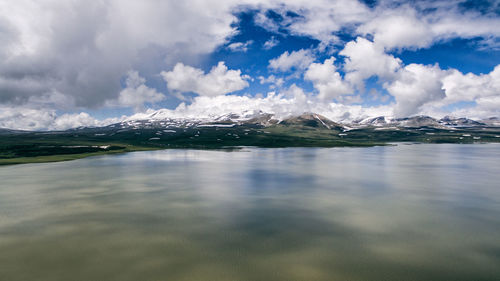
left=2, top=141, right=498, bottom=166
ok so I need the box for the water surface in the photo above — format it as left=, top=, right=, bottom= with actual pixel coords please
left=1, top=144, right=500, bottom=280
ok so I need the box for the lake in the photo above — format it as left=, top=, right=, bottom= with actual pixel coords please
left=1, top=144, right=499, bottom=280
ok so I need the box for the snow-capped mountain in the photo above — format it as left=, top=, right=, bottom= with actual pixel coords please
left=117, top=111, right=347, bottom=130
left=352, top=115, right=496, bottom=129
left=101, top=108, right=500, bottom=132
left=111, top=110, right=279, bottom=131
left=357, top=116, right=391, bottom=126
left=439, top=116, right=485, bottom=127
left=353, top=115, right=442, bottom=128
left=279, top=113, right=344, bottom=130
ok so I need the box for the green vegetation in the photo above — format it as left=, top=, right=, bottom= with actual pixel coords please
left=1, top=123, right=499, bottom=165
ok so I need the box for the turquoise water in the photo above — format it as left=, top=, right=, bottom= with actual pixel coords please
left=1, top=144, right=500, bottom=280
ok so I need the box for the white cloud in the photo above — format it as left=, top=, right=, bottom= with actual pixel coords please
left=0, top=0, right=245, bottom=108
left=357, top=8, right=433, bottom=50
left=255, top=0, right=371, bottom=46
left=263, top=36, right=279, bottom=49
left=0, top=108, right=57, bottom=131
left=380, top=63, right=500, bottom=118
left=161, top=62, right=249, bottom=97
left=429, top=11, right=500, bottom=48
left=440, top=65, right=500, bottom=105
left=387, top=64, right=447, bottom=117
left=268, top=49, right=315, bottom=72
left=0, top=107, right=122, bottom=131
left=305, top=57, right=352, bottom=100
left=251, top=1, right=500, bottom=52
left=355, top=3, right=500, bottom=51
left=258, top=75, right=284, bottom=89
left=51, top=113, right=114, bottom=131
left=106, top=71, right=165, bottom=112
left=227, top=40, right=253, bottom=52
left=476, top=95, right=500, bottom=112
left=340, top=37, right=402, bottom=90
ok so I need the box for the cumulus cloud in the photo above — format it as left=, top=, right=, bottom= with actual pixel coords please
left=387, top=64, right=447, bottom=117
left=440, top=65, right=500, bottom=105
left=335, top=36, right=500, bottom=117
left=161, top=62, right=250, bottom=97
left=357, top=7, right=433, bottom=50
left=378, top=62, right=500, bottom=118
left=0, top=0, right=244, bottom=108
left=268, top=49, right=315, bottom=72
left=107, top=71, right=165, bottom=112
left=340, top=37, right=402, bottom=90
left=304, top=57, right=352, bottom=100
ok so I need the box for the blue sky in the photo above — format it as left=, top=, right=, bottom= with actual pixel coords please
left=118, top=9, right=500, bottom=116
left=1, top=0, right=500, bottom=130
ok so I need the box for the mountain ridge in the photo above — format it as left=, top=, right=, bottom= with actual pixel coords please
left=2, top=111, right=500, bottom=165
left=1, top=112, right=499, bottom=133
left=117, top=111, right=499, bottom=131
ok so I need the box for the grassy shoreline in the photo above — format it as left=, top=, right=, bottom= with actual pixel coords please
left=0, top=145, right=163, bottom=166
left=0, top=142, right=386, bottom=166
left=2, top=124, right=499, bottom=166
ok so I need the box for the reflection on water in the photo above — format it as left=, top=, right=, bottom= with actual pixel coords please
left=1, top=144, right=500, bottom=280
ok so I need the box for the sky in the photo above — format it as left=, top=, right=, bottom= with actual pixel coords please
left=1, top=0, right=500, bottom=130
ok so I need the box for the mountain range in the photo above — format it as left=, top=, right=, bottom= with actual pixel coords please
left=115, top=110, right=500, bottom=131
left=1, top=111, right=499, bottom=165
